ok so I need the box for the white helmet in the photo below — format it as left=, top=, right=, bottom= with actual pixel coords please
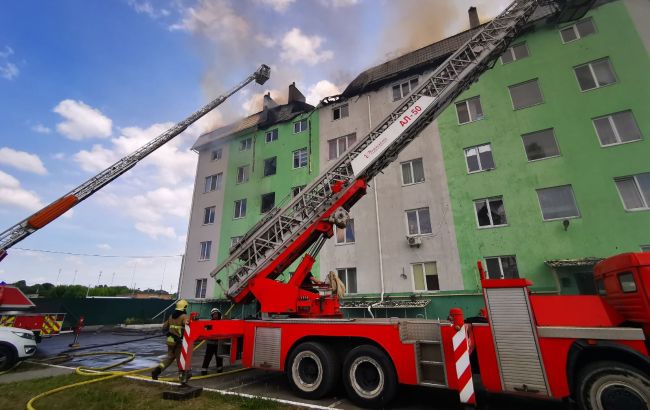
left=210, top=308, right=221, bottom=315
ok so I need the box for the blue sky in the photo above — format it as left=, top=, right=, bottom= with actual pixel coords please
left=0, top=0, right=508, bottom=291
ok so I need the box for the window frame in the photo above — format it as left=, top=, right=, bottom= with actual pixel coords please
left=263, top=156, right=277, bottom=177
left=464, top=143, right=495, bottom=174
left=199, top=241, right=212, bottom=261
left=265, top=129, right=278, bottom=143
left=337, top=267, right=357, bottom=294
left=500, top=42, right=530, bottom=64
left=260, top=192, right=275, bottom=214
left=292, top=148, right=308, bottom=169
left=559, top=17, right=597, bottom=44
left=233, top=198, right=247, bottom=219
left=239, top=137, right=252, bottom=151
left=203, top=206, right=216, bottom=225
left=411, top=261, right=440, bottom=292
left=400, top=158, right=425, bottom=186
left=614, top=174, right=650, bottom=211
left=292, top=185, right=306, bottom=197
left=592, top=110, right=643, bottom=147
left=332, top=104, right=349, bottom=121
left=391, top=76, right=419, bottom=101
left=484, top=255, right=519, bottom=279
left=473, top=196, right=508, bottom=228
left=508, top=78, right=544, bottom=110
left=230, top=236, right=243, bottom=248
left=293, top=119, right=308, bottom=134
left=641, top=245, right=650, bottom=253
left=573, top=58, right=617, bottom=92
left=328, top=133, right=357, bottom=160
left=195, top=278, right=207, bottom=298
left=203, top=173, right=223, bottom=193
left=535, top=184, right=581, bottom=221
left=335, top=219, right=355, bottom=245
left=455, top=96, right=484, bottom=125
left=211, top=148, right=222, bottom=161
left=521, top=128, right=561, bottom=162
left=405, top=207, right=433, bottom=236
left=236, top=165, right=250, bottom=184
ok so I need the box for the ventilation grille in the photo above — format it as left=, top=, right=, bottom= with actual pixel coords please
left=253, top=327, right=282, bottom=370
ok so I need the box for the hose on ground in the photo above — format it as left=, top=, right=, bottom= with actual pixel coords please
left=26, top=339, right=251, bottom=410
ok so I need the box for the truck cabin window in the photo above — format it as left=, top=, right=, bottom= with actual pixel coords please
left=596, top=278, right=606, bottom=295
left=618, top=272, right=637, bottom=293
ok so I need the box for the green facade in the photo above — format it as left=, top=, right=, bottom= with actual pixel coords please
left=437, top=2, right=650, bottom=293
left=213, top=112, right=320, bottom=297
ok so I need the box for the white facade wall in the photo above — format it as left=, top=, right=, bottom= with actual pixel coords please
left=179, top=143, right=229, bottom=299
left=318, top=74, right=463, bottom=295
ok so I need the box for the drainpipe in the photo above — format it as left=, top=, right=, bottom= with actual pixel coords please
left=366, top=94, right=386, bottom=319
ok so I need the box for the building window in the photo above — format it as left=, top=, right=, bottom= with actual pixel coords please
left=560, top=18, right=596, bottom=43
left=328, top=133, right=357, bottom=160
left=203, top=206, right=215, bottom=225
left=335, top=219, right=355, bottom=244
left=401, top=158, right=425, bottom=185
left=263, top=156, right=277, bottom=176
left=485, top=256, right=519, bottom=279
left=236, top=165, right=250, bottom=184
left=195, top=278, right=207, bottom=298
left=333, top=104, right=349, bottom=120
left=501, top=42, right=529, bottom=64
left=522, top=129, right=560, bottom=161
left=292, top=185, right=306, bottom=197
left=392, top=77, right=418, bottom=101
left=199, top=241, right=212, bottom=261
left=261, top=192, right=275, bottom=213
left=231, top=236, right=243, bottom=248
left=204, top=173, right=223, bottom=193
left=474, top=197, right=507, bottom=228
left=211, top=148, right=222, bottom=161
left=406, top=208, right=432, bottom=236
left=465, top=144, right=495, bottom=173
left=293, top=148, right=308, bottom=169
left=239, top=137, right=252, bottom=151
left=574, top=58, right=616, bottom=91
left=337, top=268, right=357, bottom=294
left=615, top=173, right=650, bottom=211
left=234, top=199, right=247, bottom=219
left=293, top=119, right=308, bottom=133
left=455, top=96, right=484, bottom=124
left=412, top=262, right=439, bottom=291
left=641, top=245, right=650, bottom=253
left=509, top=79, right=543, bottom=110
left=593, top=111, right=642, bottom=146
left=536, top=185, right=580, bottom=220
left=265, top=129, right=278, bottom=143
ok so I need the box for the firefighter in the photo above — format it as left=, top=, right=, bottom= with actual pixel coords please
left=200, top=307, right=223, bottom=375
left=152, top=299, right=188, bottom=380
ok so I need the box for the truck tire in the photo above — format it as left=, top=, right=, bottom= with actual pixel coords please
left=286, top=341, right=340, bottom=399
left=576, top=361, right=650, bottom=410
left=342, top=344, right=397, bottom=408
left=0, top=345, right=16, bottom=371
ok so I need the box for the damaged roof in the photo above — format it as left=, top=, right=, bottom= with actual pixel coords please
left=545, top=257, right=603, bottom=269
left=342, top=5, right=559, bottom=98
left=192, top=100, right=314, bottom=151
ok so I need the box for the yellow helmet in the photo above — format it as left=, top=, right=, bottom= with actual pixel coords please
left=176, top=299, right=188, bottom=311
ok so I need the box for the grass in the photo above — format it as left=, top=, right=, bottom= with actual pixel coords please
left=0, top=372, right=295, bottom=410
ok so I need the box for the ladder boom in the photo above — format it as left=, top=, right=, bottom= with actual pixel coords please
left=0, top=64, right=271, bottom=261
left=211, top=0, right=551, bottom=301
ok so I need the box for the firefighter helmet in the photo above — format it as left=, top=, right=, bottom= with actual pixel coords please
left=176, top=299, right=188, bottom=311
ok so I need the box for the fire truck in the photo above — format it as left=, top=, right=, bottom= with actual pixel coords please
left=0, top=284, right=65, bottom=338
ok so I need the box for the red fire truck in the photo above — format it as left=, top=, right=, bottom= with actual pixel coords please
left=0, top=285, right=65, bottom=337
left=170, top=1, right=650, bottom=409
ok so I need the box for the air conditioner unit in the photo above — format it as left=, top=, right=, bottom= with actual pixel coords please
left=406, top=235, right=422, bottom=247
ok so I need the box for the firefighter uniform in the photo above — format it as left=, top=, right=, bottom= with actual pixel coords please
left=152, top=300, right=188, bottom=380
left=201, top=308, right=223, bottom=375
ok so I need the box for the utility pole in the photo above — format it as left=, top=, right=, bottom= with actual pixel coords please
left=111, top=272, right=115, bottom=287
left=97, top=270, right=102, bottom=287
left=56, top=268, right=62, bottom=286
left=72, top=269, right=78, bottom=286
left=160, top=262, right=167, bottom=292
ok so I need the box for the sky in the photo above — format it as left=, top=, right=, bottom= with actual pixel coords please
left=0, top=0, right=510, bottom=292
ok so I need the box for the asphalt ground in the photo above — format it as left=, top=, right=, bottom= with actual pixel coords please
left=25, top=330, right=572, bottom=410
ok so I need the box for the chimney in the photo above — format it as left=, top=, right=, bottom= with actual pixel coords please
left=288, top=82, right=306, bottom=104
left=468, top=7, right=480, bottom=29
left=263, top=92, right=278, bottom=110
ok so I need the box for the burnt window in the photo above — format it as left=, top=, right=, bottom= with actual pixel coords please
left=261, top=192, right=275, bottom=214
left=264, top=156, right=277, bottom=177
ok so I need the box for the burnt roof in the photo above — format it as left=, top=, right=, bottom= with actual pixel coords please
left=192, top=100, right=314, bottom=151
left=342, top=5, right=559, bottom=98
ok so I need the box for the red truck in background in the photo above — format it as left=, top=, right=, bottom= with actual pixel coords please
left=0, top=285, right=66, bottom=338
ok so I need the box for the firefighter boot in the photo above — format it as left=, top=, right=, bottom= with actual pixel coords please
left=152, top=367, right=162, bottom=380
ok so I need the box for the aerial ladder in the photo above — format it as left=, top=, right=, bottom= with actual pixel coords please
left=210, top=0, right=558, bottom=317
left=0, top=64, right=271, bottom=262
left=176, top=4, right=650, bottom=409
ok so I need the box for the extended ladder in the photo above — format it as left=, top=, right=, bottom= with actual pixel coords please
left=214, top=0, right=554, bottom=299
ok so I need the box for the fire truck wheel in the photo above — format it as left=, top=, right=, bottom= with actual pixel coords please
left=0, top=345, right=16, bottom=371
left=577, top=361, right=650, bottom=410
left=287, top=341, right=340, bottom=399
left=342, top=345, right=397, bottom=408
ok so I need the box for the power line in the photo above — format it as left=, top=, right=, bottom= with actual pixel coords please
left=13, top=247, right=183, bottom=259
